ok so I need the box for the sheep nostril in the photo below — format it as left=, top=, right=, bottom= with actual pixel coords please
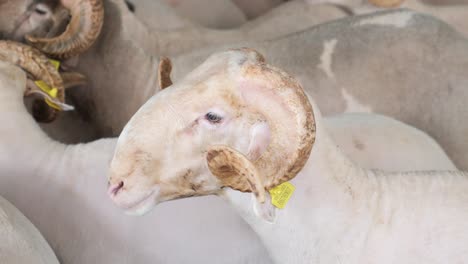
left=108, top=181, right=124, bottom=197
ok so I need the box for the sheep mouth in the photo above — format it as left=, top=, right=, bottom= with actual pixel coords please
left=120, top=190, right=157, bottom=213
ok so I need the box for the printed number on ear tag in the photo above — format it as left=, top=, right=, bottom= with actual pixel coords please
left=268, top=182, right=295, bottom=209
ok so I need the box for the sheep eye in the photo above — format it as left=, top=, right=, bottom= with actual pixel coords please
left=205, top=112, right=222, bottom=123
left=34, top=6, right=48, bottom=15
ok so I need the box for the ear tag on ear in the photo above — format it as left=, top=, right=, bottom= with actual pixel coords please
left=33, top=59, right=61, bottom=97
left=29, top=59, right=75, bottom=111
left=268, top=182, right=295, bottom=209
left=34, top=80, right=60, bottom=109
left=34, top=80, right=57, bottom=98
left=49, top=59, right=60, bottom=70
left=32, top=80, right=74, bottom=111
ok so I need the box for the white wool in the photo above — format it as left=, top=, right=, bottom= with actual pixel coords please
left=355, top=11, right=414, bottom=28
left=317, top=39, right=338, bottom=79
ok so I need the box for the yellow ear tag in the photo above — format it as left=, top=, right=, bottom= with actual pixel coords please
left=31, top=59, right=67, bottom=111
left=34, top=80, right=57, bottom=97
left=49, top=59, right=60, bottom=70
left=33, top=80, right=61, bottom=110
left=268, top=182, right=295, bottom=209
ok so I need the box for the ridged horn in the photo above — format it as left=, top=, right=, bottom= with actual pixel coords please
left=26, top=0, right=104, bottom=59
left=208, top=49, right=316, bottom=195
left=0, top=40, right=65, bottom=122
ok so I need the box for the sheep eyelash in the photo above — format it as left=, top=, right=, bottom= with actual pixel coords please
left=32, top=3, right=49, bottom=16
left=34, top=6, right=48, bottom=16
left=205, top=112, right=223, bottom=124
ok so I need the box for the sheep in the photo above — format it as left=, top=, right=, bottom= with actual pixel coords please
left=108, top=48, right=468, bottom=264
left=0, top=0, right=104, bottom=59
left=0, top=46, right=455, bottom=263
left=0, top=195, right=59, bottom=264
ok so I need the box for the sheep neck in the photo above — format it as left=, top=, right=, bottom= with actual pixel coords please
left=0, top=64, right=116, bottom=183
left=221, top=111, right=372, bottom=263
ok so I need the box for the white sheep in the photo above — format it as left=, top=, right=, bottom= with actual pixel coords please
left=0, top=47, right=455, bottom=263
left=0, top=195, right=59, bottom=264
left=108, top=48, right=468, bottom=263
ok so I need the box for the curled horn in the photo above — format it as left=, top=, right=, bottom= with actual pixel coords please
left=207, top=146, right=266, bottom=203
left=207, top=49, right=316, bottom=198
left=0, top=40, right=66, bottom=122
left=26, top=0, right=104, bottom=59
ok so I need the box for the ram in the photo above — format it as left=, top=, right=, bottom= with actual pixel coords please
left=108, top=48, right=468, bottom=263
left=0, top=47, right=455, bottom=263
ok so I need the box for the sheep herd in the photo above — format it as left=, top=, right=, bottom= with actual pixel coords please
left=1, top=0, right=468, bottom=263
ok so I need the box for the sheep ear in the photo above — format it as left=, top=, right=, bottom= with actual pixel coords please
left=206, top=146, right=266, bottom=203
left=253, top=192, right=276, bottom=223
left=158, top=57, right=173, bottom=90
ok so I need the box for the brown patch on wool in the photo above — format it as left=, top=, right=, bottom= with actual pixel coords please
left=158, top=57, right=173, bottom=90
